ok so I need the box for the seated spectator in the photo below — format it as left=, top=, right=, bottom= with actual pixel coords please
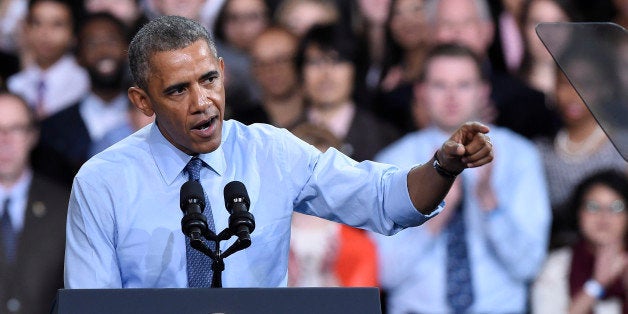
left=535, top=48, right=627, bottom=248
left=427, top=0, right=560, bottom=140
left=33, top=13, right=131, bottom=185
left=231, top=25, right=305, bottom=129
left=532, top=169, right=628, bottom=313
left=212, top=0, right=270, bottom=115
left=288, top=122, right=378, bottom=288
left=0, top=92, right=68, bottom=314
left=7, top=0, right=89, bottom=119
left=373, top=43, right=550, bottom=313
left=486, top=0, right=525, bottom=74
left=296, top=23, right=399, bottom=161
left=374, top=0, right=432, bottom=133
left=351, top=0, right=391, bottom=93
left=517, top=0, right=579, bottom=100
left=214, top=0, right=268, bottom=54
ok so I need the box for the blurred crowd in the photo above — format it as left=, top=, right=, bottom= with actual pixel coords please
left=1, top=0, right=628, bottom=313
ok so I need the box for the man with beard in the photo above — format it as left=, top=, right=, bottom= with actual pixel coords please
left=33, top=13, right=131, bottom=186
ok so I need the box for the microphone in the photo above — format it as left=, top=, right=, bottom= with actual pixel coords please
left=180, top=180, right=208, bottom=240
left=223, top=181, right=255, bottom=245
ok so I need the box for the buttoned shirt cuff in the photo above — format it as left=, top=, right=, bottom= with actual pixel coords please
left=385, top=167, right=443, bottom=228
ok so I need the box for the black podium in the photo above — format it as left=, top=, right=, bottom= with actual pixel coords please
left=53, top=287, right=382, bottom=314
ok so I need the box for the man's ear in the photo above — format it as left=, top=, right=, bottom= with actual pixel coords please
left=128, top=87, right=155, bottom=117
left=218, top=56, right=226, bottom=82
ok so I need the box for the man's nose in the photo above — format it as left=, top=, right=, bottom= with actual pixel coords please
left=191, top=85, right=211, bottom=111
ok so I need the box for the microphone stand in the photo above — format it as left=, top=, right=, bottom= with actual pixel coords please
left=188, top=226, right=252, bottom=288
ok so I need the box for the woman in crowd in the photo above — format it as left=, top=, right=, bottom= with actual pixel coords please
left=288, top=122, right=378, bottom=287
left=373, top=0, right=431, bottom=133
left=517, top=0, right=578, bottom=100
left=532, top=169, right=628, bottom=313
left=213, top=0, right=270, bottom=115
left=535, top=44, right=626, bottom=247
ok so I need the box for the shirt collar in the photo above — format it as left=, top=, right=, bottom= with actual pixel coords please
left=0, top=169, right=32, bottom=201
left=81, top=92, right=128, bottom=112
left=148, top=122, right=227, bottom=185
left=25, top=54, right=76, bottom=80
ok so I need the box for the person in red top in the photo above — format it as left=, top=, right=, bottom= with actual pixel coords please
left=288, top=122, right=378, bottom=287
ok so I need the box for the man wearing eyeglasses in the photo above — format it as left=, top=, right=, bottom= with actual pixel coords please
left=0, top=92, right=69, bottom=314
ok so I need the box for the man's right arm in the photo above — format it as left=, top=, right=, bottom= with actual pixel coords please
left=65, top=177, right=122, bottom=288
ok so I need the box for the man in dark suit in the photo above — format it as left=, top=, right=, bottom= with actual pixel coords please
left=0, top=91, right=69, bottom=314
left=33, top=13, right=131, bottom=185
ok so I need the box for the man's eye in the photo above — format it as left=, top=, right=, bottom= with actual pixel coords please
left=203, top=76, right=217, bottom=84
left=169, top=87, right=186, bottom=95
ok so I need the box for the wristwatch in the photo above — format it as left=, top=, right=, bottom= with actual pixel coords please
left=432, top=151, right=461, bottom=180
left=584, top=279, right=605, bottom=299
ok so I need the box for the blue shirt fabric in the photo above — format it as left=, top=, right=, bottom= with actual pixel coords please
left=65, top=120, right=439, bottom=288
left=373, top=126, right=551, bottom=314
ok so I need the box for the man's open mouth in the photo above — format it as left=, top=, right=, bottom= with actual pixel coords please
left=192, top=117, right=216, bottom=131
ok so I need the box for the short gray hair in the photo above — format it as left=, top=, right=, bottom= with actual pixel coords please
left=128, top=15, right=218, bottom=91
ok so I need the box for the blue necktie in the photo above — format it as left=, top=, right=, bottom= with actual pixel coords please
left=184, top=157, right=216, bottom=287
left=1, top=198, right=16, bottom=264
left=445, top=201, right=474, bottom=313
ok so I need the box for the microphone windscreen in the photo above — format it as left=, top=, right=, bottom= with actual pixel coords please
left=224, top=181, right=250, bottom=208
left=180, top=180, right=205, bottom=210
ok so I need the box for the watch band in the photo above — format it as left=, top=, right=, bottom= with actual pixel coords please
left=432, top=151, right=461, bottom=180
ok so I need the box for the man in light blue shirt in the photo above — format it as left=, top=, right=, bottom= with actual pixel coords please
left=373, top=44, right=551, bottom=313
left=64, top=16, right=494, bottom=288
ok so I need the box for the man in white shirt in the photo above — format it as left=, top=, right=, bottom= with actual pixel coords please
left=7, top=0, right=89, bottom=119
